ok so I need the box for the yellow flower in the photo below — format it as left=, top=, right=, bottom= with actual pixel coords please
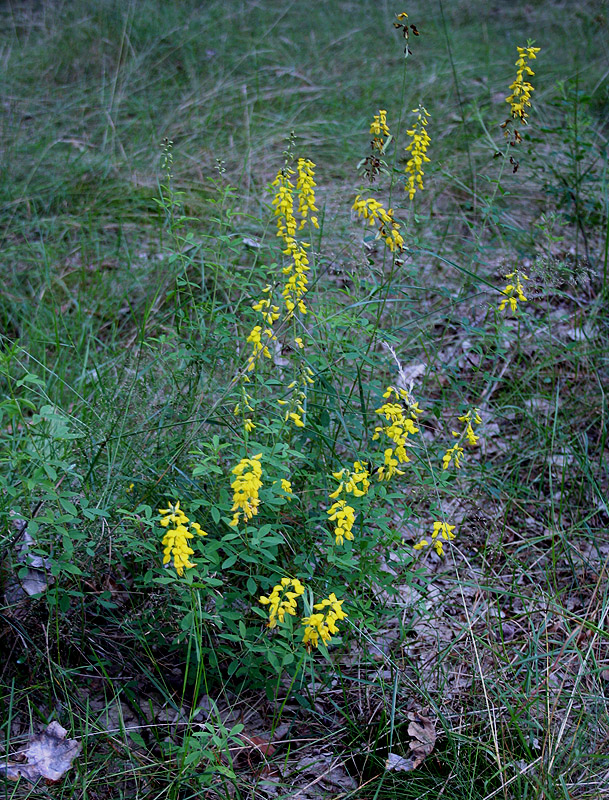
left=158, top=500, right=189, bottom=527
left=442, top=443, right=464, bottom=470
left=271, top=167, right=297, bottom=240
left=444, top=407, right=482, bottom=468
left=498, top=270, right=528, bottom=313
left=330, top=462, right=370, bottom=498
left=158, top=501, right=208, bottom=576
left=259, top=577, right=305, bottom=628
left=229, top=454, right=263, bottom=527
left=372, top=386, right=422, bottom=481
left=296, top=158, right=319, bottom=229
left=271, top=159, right=319, bottom=317
left=404, top=105, right=431, bottom=200
left=352, top=195, right=404, bottom=252
left=506, top=45, right=541, bottom=124
left=161, top=525, right=195, bottom=576
left=327, top=499, right=356, bottom=546
left=281, top=237, right=310, bottom=316
left=377, top=447, right=405, bottom=482
left=370, top=109, right=390, bottom=151
left=280, top=479, right=294, bottom=496
left=302, top=592, right=347, bottom=649
left=413, top=521, right=456, bottom=556
left=281, top=364, right=314, bottom=428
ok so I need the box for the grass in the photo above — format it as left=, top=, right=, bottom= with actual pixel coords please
left=1, top=1, right=609, bottom=798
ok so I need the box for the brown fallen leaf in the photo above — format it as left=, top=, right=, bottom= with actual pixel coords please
left=385, top=713, right=437, bottom=773
left=239, top=732, right=276, bottom=772
left=407, top=712, right=436, bottom=768
left=0, top=721, right=81, bottom=783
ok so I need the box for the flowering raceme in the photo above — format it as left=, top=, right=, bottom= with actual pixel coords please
left=329, top=461, right=371, bottom=499
left=370, top=108, right=390, bottom=151
left=259, top=577, right=305, bottom=628
left=352, top=195, right=404, bottom=252
left=506, top=45, right=541, bottom=124
left=327, top=461, right=370, bottom=545
left=271, top=159, right=319, bottom=317
left=413, top=521, right=456, bottom=556
left=302, top=593, right=348, bottom=649
left=158, top=501, right=208, bottom=577
left=442, top=407, right=482, bottom=469
left=404, top=105, right=431, bottom=200
left=277, top=364, right=314, bottom=428
left=327, top=499, right=356, bottom=546
left=296, top=158, right=319, bottom=229
left=373, top=385, right=422, bottom=480
left=498, top=270, right=528, bottom=313
left=229, top=454, right=263, bottom=527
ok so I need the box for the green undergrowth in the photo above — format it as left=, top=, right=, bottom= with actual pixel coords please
left=1, top=2, right=608, bottom=799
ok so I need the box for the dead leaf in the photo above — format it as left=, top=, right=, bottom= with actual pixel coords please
left=238, top=732, right=277, bottom=773
left=385, top=751, right=417, bottom=772
left=0, top=721, right=81, bottom=783
left=383, top=714, right=437, bottom=773
left=407, top=712, right=436, bottom=768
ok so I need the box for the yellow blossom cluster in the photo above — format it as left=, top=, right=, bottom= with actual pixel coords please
left=498, top=270, right=529, bottom=313
left=329, top=462, right=371, bottom=499
left=245, top=285, right=281, bottom=373
left=327, top=500, right=356, bottom=546
left=295, top=158, right=319, bottom=228
left=370, top=109, right=390, bottom=151
left=158, top=501, right=207, bottom=577
left=271, top=159, right=319, bottom=318
left=404, top=105, right=431, bottom=200
left=281, top=237, right=311, bottom=316
left=258, top=581, right=347, bottom=650
left=413, top=521, right=456, bottom=556
left=373, top=386, right=422, bottom=480
left=442, top=408, right=482, bottom=469
left=277, top=364, right=314, bottom=428
left=229, top=454, right=263, bottom=527
left=506, top=46, right=541, bottom=124
left=234, top=286, right=282, bottom=431
left=279, top=478, right=294, bottom=497
left=302, top=593, right=348, bottom=649
left=327, top=461, right=370, bottom=545
left=352, top=195, right=405, bottom=252
left=259, top=577, right=305, bottom=628
left=442, top=443, right=464, bottom=470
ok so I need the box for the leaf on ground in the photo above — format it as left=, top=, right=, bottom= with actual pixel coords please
left=385, top=713, right=437, bottom=772
left=0, top=721, right=81, bottom=783
left=407, top=712, right=436, bottom=767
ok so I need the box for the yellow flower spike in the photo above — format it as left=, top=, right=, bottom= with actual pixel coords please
left=404, top=105, right=431, bottom=200
left=327, top=499, right=356, bottom=546
left=158, top=501, right=206, bottom=577
left=498, top=269, right=529, bottom=313
left=442, top=443, right=464, bottom=470
left=280, top=479, right=294, bottom=496
left=302, top=593, right=347, bottom=649
left=296, top=158, right=319, bottom=229
left=353, top=195, right=405, bottom=253
left=413, top=521, right=456, bottom=556
left=372, top=386, right=422, bottom=481
left=506, top=45, right=541, bottom=124
left=370, top=108, right=390, bottom=151
left=259, top=578, right=305, bottom=629
left=158, top=500, right=190, bottom=527
left=229, top=454, right=263, bottom=527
